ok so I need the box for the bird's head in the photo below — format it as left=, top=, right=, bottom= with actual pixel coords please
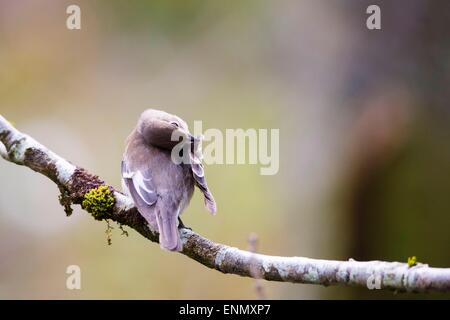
left=137, top=109, right=196, bottom=150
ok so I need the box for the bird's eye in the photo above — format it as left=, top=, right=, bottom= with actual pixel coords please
left=171, top=122, right=179, bottom=128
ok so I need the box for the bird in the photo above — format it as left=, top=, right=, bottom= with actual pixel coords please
left=121, top=109, right=216, bottom=251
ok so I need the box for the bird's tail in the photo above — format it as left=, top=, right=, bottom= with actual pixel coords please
left=155, top=208, right=182, bottom=252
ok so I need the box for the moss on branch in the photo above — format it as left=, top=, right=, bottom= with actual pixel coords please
left=81, top=185, right=115, bottom=220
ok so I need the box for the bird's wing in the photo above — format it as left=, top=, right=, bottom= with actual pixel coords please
left=189, top=152, right=217, bottom=214
left=122, top=160, right=182, bottom=251
left=121, top=160, right=158, bottom=229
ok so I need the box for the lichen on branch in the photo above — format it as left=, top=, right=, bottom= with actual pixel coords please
left=1, top=114, right=450, bottom=293
left=81, top=185, right=115, bottom=220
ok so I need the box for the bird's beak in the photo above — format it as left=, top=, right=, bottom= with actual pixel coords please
left=189, top=134, right=201, bottom=143
left=177, top=129, right=201, bottom=144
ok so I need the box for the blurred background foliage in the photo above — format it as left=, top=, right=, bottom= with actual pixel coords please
left=0, top=0, right=449, bottom=299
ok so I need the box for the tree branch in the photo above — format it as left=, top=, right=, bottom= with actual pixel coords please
left=1, top=114, right=449, bottom=293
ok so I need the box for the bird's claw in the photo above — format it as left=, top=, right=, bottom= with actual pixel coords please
left=178, top=217, right=192, bottom=230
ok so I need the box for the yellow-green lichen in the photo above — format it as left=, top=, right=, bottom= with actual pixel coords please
left=105, top=220, right=113, bottom=245
left=407, top=256, right=417, bottom=267
left=81, top=185, right=115, bottom=220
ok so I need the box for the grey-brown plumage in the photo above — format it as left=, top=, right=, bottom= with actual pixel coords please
left=121, top=109, right=216, bottom=251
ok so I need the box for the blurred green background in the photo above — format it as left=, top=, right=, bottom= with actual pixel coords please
left=0, top=0, right=449, bottom=299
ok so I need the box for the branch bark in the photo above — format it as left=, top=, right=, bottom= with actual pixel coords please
left=1, top=114, right=450, bottom=293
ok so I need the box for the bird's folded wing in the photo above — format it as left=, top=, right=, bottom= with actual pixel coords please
left=121, top=160, right=158, bottom=206
left=121, top=160, right=159, bottom=231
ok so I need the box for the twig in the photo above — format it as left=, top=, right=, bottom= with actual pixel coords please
left=1, top=114, right=450, bottom=292
left=248, top=233, right=267, bottom=299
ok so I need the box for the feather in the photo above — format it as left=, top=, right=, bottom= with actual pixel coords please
left=189, top=152, right=217, bottom=214
left=121, top=160, right=158, bottom=230
left=155, top=206, right=182, bottom=252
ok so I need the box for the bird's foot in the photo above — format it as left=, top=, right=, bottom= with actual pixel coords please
left=178, top=217, right=192, bottom=230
